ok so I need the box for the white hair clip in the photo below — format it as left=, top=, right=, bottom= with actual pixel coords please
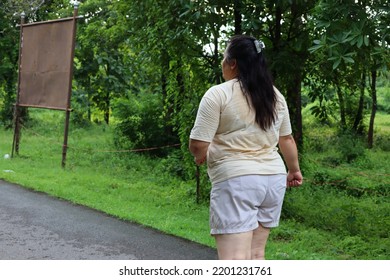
left=254, top=40, right=265, bottom=53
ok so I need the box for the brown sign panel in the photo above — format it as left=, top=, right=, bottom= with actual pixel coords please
left=19, top=18, right=74, bottom=110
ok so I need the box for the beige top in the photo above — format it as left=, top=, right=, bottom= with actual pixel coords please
left=190, top=78, right=292, bottom=184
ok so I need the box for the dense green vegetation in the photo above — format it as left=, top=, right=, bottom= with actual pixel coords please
left=0, top=0, right=389, bottom=259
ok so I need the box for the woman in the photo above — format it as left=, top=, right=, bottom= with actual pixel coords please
left=189, top=35, right=303, bottom=260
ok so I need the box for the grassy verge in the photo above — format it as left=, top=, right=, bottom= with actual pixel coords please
left=0, top=108, right=389, bottom=259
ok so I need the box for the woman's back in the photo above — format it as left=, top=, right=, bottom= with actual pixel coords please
left=192, top=78, right=292, bottom=183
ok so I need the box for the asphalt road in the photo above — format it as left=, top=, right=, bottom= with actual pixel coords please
left=0, top=180, right=217, bottom=260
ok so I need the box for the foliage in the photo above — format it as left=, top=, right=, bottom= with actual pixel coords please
left=73, top=0, right=131, bottom=124
left=336, top=129, right=367, bottom=163
left=308, top=0, right=390, bottom=139
left=2, top=0, right=45, bottom=19
left=0, top=1, right=19, bottom=127
left=112, top=92, right=179, bottom=157
left=283, top=177, right=389, bottom=241
left=70, top=87, right=92, bottom=128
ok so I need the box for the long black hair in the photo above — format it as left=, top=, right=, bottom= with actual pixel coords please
left=225, top=35, right=277, bottom=130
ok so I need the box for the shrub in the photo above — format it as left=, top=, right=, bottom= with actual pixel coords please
left=156, top=149, right=187, bottom=179
left=337, top=129, right=366, bottom=163
left=70, top=89, right=92, bottom=128
left=374, top=134, right=390, bottom=151
left=112, top=92, right=179, bottom=157
left=282, top=182, right=390, bottom=242
left=0, top=87, right=16, bottom=129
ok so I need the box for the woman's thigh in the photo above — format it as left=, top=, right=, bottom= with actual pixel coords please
left=214, top=231, right=253, bottom=260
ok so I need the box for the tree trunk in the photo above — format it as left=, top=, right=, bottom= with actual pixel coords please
left=104, top=63, right=111, bottom=124
left=336, top=84, right=346, bottom=128
left=286, top=72, right=303, bottom=148
left=104, top=94, right=110, bottom=124
left=353, top=70, right=366, bottom=134
left=87, top=76, right=92, bottom=122
left=234, top=0, right=242, bottom=35
left=367, top=70, right=377, bottom=148
left=270, top=4, right=282, bottom=82
left=161, top=49, right=174, bottom=138
left=213, top=30, right=221, bottom=84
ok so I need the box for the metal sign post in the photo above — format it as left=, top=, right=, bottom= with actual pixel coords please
left=11, top=12, right=25, bottom=158
left=62, top=3, right=79, bottom=168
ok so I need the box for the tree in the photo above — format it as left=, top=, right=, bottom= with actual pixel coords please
left=0, top=1, right=24, bottom=127
left=366, top=0, right=390, bottom=148
left=73, top=0, right=131, bottom=124
left=309, top=0, right=390, bottom=147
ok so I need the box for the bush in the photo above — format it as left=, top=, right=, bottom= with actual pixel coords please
left=282, top=182, right=390, bottom=242
left=374, top=134, right=390, bottom=151
left=337, top=129, right=366, bottom=163
left=70, top=89, right=92, bottom=128
left=156, top=149, right=187, bottom=179
left=0, top=87, right=15, bottom=128
left=112, top=92, right=179, bottom=157
left=304, top=135, right=335, bottom=153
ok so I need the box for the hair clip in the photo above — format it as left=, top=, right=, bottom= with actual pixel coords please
left=254, top=40, right=265, bottom=53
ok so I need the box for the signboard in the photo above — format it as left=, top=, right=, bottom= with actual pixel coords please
left=18, top=18, right=75, bottom=110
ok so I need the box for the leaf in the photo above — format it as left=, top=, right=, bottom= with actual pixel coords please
left=308, top=44, right=323, bottom=53
left=342, top=56, right=354, bottom=63
left=179, top=10, right=190, bottom=18
left=332, top=58, right=341, bottom=70
left=316, top=20, right=331, bottom=28
left=364, top=35, right=369, bottom=46
left=194, top=11, right=200, bottom=19
left=342, top=31, right=352, bottom=43
left=357, top=36, right=363, bottom=48
left=344, top=52, right=355, bottom=57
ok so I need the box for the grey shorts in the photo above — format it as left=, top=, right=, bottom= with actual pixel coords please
left=210, top=174, right=287, bottom=235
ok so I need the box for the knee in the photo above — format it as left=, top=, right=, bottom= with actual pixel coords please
left=251, top=249, right=265, bottom=260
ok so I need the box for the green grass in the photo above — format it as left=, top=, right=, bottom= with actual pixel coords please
left=0, top=108, right=389, bottom=259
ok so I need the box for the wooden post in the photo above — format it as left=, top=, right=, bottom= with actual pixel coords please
left=62, top=3, right=78, bottom=168
left=12, top=12, right=26, bottom=158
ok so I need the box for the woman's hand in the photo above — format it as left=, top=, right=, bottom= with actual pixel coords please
left=287, top=170, right=303, bottom=187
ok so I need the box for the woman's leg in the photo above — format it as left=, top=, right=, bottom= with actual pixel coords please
left=214, top=224, right=270, bottom=260
left=214, top=231, right=253, bottom=260
left=251, top=223, right=270, bottom=260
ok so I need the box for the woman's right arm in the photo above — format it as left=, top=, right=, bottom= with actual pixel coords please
left=189, top=139, right=209, bottom=165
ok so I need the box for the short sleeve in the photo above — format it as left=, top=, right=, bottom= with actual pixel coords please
left=279, top=99, right=292, bottom=136
left=190, top=90, right=221, bottom=143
